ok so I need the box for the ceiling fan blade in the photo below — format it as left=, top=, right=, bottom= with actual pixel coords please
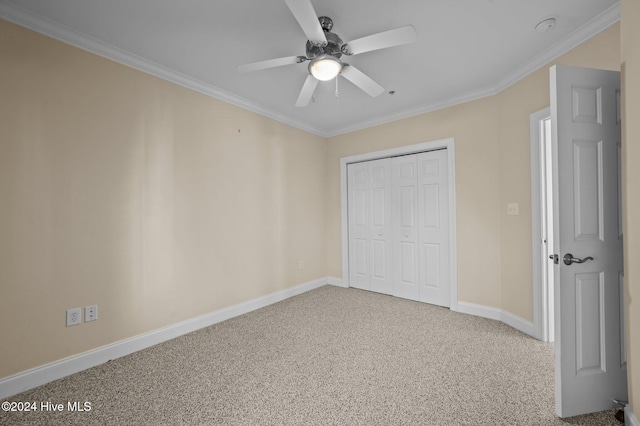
left=295, top=75, right=319, bottom=107
left=343, top=25, right=417, bottom=56
left=237, top=56, right=304, bottom=73
left=341, top=65, right=384, bottom=98
left=285, top=0, right=327, bottom=45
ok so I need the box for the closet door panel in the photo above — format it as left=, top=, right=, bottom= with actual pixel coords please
left=348, top=163, right=370, bottom=290
left=392, top=156, right=420, bottom=301
left=418, top=150, right=450, bottom=306
left=369, top=159, right=393, bottom=294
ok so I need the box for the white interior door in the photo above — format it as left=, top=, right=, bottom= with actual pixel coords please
left=550, top=64, right=627, bottom=418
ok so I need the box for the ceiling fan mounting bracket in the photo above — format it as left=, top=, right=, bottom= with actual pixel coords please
left=318, top=16, right=333, bottom=32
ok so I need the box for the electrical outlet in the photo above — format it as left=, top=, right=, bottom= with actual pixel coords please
left=507, top=203, right=519, bottom=216
left=66, top=308, right=82, bottom=327
left=299, top=260, right=305, bottom=269
left=85, top=305, right=98, bottom=322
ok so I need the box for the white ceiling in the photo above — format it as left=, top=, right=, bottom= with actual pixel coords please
left=0, top=0, right=620, bottom=137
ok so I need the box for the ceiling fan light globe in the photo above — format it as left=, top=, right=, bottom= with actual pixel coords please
left=309, top=55, right=342, bottom=81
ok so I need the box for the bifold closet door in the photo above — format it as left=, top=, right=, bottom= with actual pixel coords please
left=347, top=149, right=449, bottom=307
left=347, top=159, right=393, bottom=294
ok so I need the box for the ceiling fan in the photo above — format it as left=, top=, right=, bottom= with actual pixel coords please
left=237, top=0, right=417, bottom=107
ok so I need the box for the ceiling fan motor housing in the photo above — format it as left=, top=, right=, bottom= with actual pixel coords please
left=305, top=17, right=343, bottom=60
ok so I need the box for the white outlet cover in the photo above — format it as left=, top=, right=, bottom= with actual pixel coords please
left=66, top=308, right=82, bottom=327
left=85, top=305, right=98, bottom=322
left=507, top=203, right=519, bottom=216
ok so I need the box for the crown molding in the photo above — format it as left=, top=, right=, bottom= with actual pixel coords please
left=0, top=1, right=329, bottom=137
left=493, top=1, right=620, bottom=93
left=323, top=84, right=500, bottom=138
left=1, top=1, right=620, bottom=139
left=326, top=1, right=620, bottom=137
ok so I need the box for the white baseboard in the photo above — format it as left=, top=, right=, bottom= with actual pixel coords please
left=0, top=277, right=329, bottom=400
left=627, top=406, right=640, bottom=426
left=457, top=301, right=537, bottom=338
left=457, top=301, right=502, bottom=321
left=328, top=282, right=537, bottom=339
left=327, top=276, right=347, bottom=288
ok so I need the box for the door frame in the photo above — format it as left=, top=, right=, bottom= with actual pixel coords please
left=340, top=137, right=458, bottom=311
left=530, top=107, right=553, bottom=342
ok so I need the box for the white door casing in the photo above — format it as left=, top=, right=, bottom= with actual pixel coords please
left=530, top=107, right=554, bottom=343
left=550, top=65, right=627, bottom=418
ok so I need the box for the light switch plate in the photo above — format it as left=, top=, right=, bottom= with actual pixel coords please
left=507, top=203, right=519, bottom=216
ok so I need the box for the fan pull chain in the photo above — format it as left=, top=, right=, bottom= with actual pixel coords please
left=335, top=76, right=339, bottom=98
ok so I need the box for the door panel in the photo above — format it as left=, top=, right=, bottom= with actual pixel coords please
left=551, top=65, right=626, bottom=417
left=418, top=150, right=450, bottom=306
left=353, top=190, right=367, bottom=226
left=347, top=159, right=393, bottom=294
left=422, top=185, right=439, bottom=228
left=369, top=159, right=393, bottom=294
left=574, top=272, right=605, bottom=376
left=573, top=139, right=603, bottom=241
left=423, top=243, right=440, bottom=288
left=393, top=156, right=419, bottom=300
left=348, top=163, right=370, bottom=290
left=400, top=241, right=417, bottom=284
left=372, top=240, right=386, bottom=279
left=353, top=239, right=368, bottom=277
left=399, top=186, right=416, bottom=227
left=371, top=188, right=386, bottom=227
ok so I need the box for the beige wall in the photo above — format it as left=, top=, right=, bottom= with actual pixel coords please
left=621, top=0, right=640, bottom=416
left=0, top=19, right=327, bottom=378
left=326, top=24, right=620, bottom=321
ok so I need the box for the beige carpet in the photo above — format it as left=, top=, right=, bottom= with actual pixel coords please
left=0, top=286, right=622, bottom=425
